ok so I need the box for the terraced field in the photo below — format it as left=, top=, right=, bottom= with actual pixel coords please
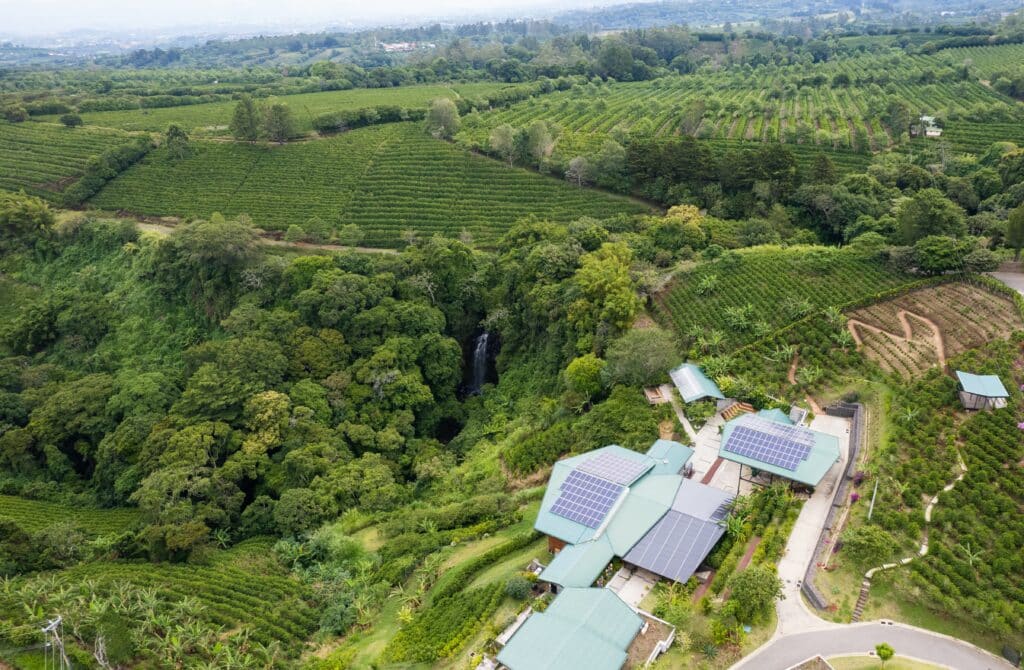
left=924, top=42, right=1024, bottom=79
left=845, top=282, right=1023, bottom=378
left=0, top=494, right=140, bottom=534
left=43, top=82, right=523, bottom=135
left=653, top=246, right=916, bottom=348
left=0, top=539, right=317, bottom=656
left=89, top=122, right=650, bottom=247
left=0, top=121, right=135, bottom=199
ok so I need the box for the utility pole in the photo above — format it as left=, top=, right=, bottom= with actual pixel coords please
left=41, top=616, right=71, bottom=670
left=867, top=477, right=879, bottom=521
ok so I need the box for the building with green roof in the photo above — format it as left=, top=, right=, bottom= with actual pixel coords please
left=536, top=440, right=733, bottom=590
left=719, top=413, right=841, bottom=488
left=956, top=370, right=1010, bottom=410
left=496, top=588, right=642, bottom=670
left=670, top=363, right=725, bottom=404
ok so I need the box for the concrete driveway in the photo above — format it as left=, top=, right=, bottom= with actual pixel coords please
left=989, top=271, right=1024, bottom=297
left=732, top=621, right=1015, bottom=670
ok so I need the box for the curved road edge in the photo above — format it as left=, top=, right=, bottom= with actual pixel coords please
left=731, top=620, right=1016, bottom=670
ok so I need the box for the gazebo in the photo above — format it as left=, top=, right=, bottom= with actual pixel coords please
left=956, top=371, right=1009, bottom=410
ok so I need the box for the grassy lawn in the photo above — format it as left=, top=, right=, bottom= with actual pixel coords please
left=828, top=655, right=943, bottom=669
left=649, top=608, right=778, bottom=669
left=466, top=537, right=549, bottom=590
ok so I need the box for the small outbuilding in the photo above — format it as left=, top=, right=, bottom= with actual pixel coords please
left=956, top=371, right=1009, bottom=410
left=669, top=363, right=725, bottom=404
left=719, top=411, right=841, bottom=489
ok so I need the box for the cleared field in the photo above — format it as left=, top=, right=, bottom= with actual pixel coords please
left=45, top=82, right=521, bottom=135
left=0, top=121, right=133, bottom=199
left=89, top=122, right=650, bottom=247
left=653, top=247, right=915, bottom=348
left=0, top=494, right=140, bottom=534
left=846, top=282, right=1023, bottom=378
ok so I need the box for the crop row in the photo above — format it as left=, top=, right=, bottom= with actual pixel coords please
left=0, top=494, right=140, bottom=534
left=89, top=123, right=649, bottom=247
left=653, top=247, right=915, bottom=349
left=0, top=121, right=134, bottom=199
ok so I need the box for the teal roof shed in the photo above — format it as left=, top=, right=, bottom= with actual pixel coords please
left=670, top=363, right=725, bottom=403
left=955, top=371, right=1009, bottom=398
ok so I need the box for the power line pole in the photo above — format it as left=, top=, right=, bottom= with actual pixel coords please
left=41, top=616, right=71, bottom=670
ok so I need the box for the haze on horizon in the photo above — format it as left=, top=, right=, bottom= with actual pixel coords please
left=0, top=0, right=641, bottom=39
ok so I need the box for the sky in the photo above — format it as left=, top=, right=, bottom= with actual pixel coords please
left=0, top=0, right=625, bottom=38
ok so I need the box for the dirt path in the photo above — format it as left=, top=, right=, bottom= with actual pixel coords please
left=136, top=221, right=398, bottom=255
left=846, top=308, right=946, bottom=369
left=787, top=353, right=823, bottom=414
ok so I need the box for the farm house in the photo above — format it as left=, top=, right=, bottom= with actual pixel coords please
left=911, top=114, right=943, bottom=138
left=718, top=411, right=841, bottom=490
left=956, top=370, right=1009, bottom=410
left=533, top=443, right=734, bottom=588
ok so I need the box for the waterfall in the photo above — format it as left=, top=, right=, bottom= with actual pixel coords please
left=469, top=332, right=490, bottom=395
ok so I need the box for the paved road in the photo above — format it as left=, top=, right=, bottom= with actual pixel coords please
left=733, top=621, right=1015, bottom=669
left=989, top=271, right=1024, bottom=296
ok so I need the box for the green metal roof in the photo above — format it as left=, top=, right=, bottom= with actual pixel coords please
left=496, top=588, right=642, bottom=670
left=670, top=363, right=725, bottom=403
left=757, top=408, right=793, bottom=425
left=534, top=444, right=676, bottom=545
left=956, top=371, right=1009, bottom=398
left=719, top=415, right=840, bottom=487
left=646, top=439, right=695, bottom=475
left=539, top=536, right=615, bottom=588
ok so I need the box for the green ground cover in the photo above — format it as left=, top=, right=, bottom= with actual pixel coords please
left=88, top=123, right=650, bottom=247
left=0, top=121, right=135, bottom=200
left=42, top=82, right=520, bottom=135
left=0, top=494, right=140, bottom=534
left=653, top=246, right=915, bottom=349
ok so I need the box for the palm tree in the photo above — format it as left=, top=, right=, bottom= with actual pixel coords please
left=956, top=542, right=983, bottom=568
left=899, top=407, right=920, bottom=424
left=823, top=305, right=845, bottom=327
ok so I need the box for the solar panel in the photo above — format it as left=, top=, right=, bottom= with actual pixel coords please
left=577, top=452, right=653, bottom=485
left=550, top=470, right=624, bottom=528
left=725, top=416, right=815, bottom=471
left=624, top=511, right=725, bottom=583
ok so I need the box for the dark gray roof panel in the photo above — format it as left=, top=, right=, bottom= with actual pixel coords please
left=623, top=510, right=725, bottom=583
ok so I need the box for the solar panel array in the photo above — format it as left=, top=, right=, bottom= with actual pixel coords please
left=624, top=511, right=725, bottom=584
left=725, top=416, right=815, bottom=471
left=550, top=470, right=624, bottom=528
left=577, top=452, right=653, bottom=486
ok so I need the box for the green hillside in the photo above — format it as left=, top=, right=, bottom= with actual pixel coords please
left=89, top=123, right=650, bottom=247
left=42, top=82, right=520, bottom=135
left=0, top=121, right=135, bottom=200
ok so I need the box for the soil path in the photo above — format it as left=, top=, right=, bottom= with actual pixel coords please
left=846, top=308, right=946, bottom=370
left=787, top=353, right=823, bottom=414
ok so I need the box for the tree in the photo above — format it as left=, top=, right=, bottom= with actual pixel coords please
left=603, top=327, right=678, bottom=387
left=565, top=354, right=607, bottom=398
left=876, top=642, right=895, bottom=665
left=0, top=191, right=54, bottom=249
left=59, top=113, right=83, bottom=128
left=565, top=156, right=591, bottom=187
left=898, top=188, right=967, bottom=243
left=263, top=102, right=296, bottom=143
left=284, top=224, right=305, bottom=242
left=165, top=124, right=192, bottom=160
left=811, top=153, right=837, bottom=184
left=1008, top=204, right=1024, bottom=261
left=912, top=236, right=973, bottom=275
left=424, top=98, right=459, bottom=140
left=489, top=123, right=516, bottom=166
left=229, top=94, right=261, bottom=141
left=841, top=525, right=896, bottom=569
left=526, top=120, right=555, bottom=168
left=727, top=565, right=783, bottom=624
left=592, top=139, right=628, bottom=191
left=2, top=106, right=28, bottom=122
left=598, top=39, right=634, bottom=79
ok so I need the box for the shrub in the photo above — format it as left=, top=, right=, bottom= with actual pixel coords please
left=505, top=576, right=532, bottom=600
